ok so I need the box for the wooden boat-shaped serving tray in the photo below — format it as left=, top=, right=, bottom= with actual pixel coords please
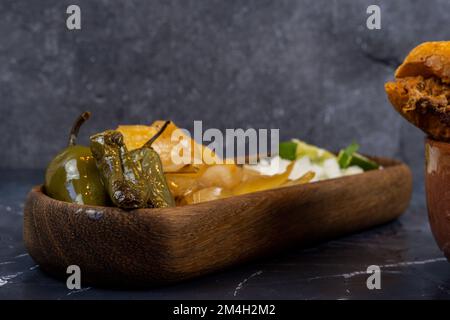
left=24, top=157, right=412, bottom=287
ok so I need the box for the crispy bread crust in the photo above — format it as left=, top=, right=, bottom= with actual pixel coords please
left=395, top=42, right=450, bottom=82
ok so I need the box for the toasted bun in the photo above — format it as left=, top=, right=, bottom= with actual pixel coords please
left=395, top=41, right=450, bottom=82
left=385, top=41, right=450, bottom=141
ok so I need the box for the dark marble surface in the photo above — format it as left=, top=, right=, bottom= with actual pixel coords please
left=1, top=169, right=450, bottom=300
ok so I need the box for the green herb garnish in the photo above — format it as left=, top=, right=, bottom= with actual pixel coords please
left=279, top=141, right=298, bottom=160
left=338, top=142, right=379, bottom=171
left=337, top=142, right=360, bottom=169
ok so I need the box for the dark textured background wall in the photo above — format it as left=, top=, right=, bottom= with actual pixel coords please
left=1, top=0, right=448, bottom=185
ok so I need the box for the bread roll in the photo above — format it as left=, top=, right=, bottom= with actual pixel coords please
left=385, top=41, right=450, bottom=141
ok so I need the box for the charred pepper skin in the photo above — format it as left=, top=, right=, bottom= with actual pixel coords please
left=129, top=147, right=176, bottom=208
left=44, top=112, right=109, bottom=206
left=90, top=130, right=149, bottom=209
left=90, top=121, right=175, bottom=209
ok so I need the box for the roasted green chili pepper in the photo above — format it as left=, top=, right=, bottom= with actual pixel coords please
left=44, top=112, right=109, bottom=206
left=129, top=122, right=176, bottom=208
left=90, top=121, right=175, bottom=209
left=90, top=130, right=149, bottom=209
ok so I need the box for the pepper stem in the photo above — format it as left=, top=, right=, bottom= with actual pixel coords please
left=144, top=121, right=171, bottom=148
left=68, top=111, right=91, bottom=146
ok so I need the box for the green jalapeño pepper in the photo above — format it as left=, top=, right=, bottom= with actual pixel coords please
left=90, top=121, right=175, bottom=209
left=44, top=112, right=109, bottom=206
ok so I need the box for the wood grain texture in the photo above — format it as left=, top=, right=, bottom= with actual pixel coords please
left=23, top=157, right=412, bottom=287
left=425, top=138, right=450, bottom=260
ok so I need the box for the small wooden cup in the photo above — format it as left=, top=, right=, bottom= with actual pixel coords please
left=425, top=138, right=450, bottom=260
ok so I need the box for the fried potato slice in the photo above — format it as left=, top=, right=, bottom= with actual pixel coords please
left=232, top=163, right=294, bottom=196
left=184, top=187, right=233, bottom=205
left=282, top=171, right=315, bottom=187
left=117, top=121, right=224, bottom=172
left=198, top=164, right=243, bottom=190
